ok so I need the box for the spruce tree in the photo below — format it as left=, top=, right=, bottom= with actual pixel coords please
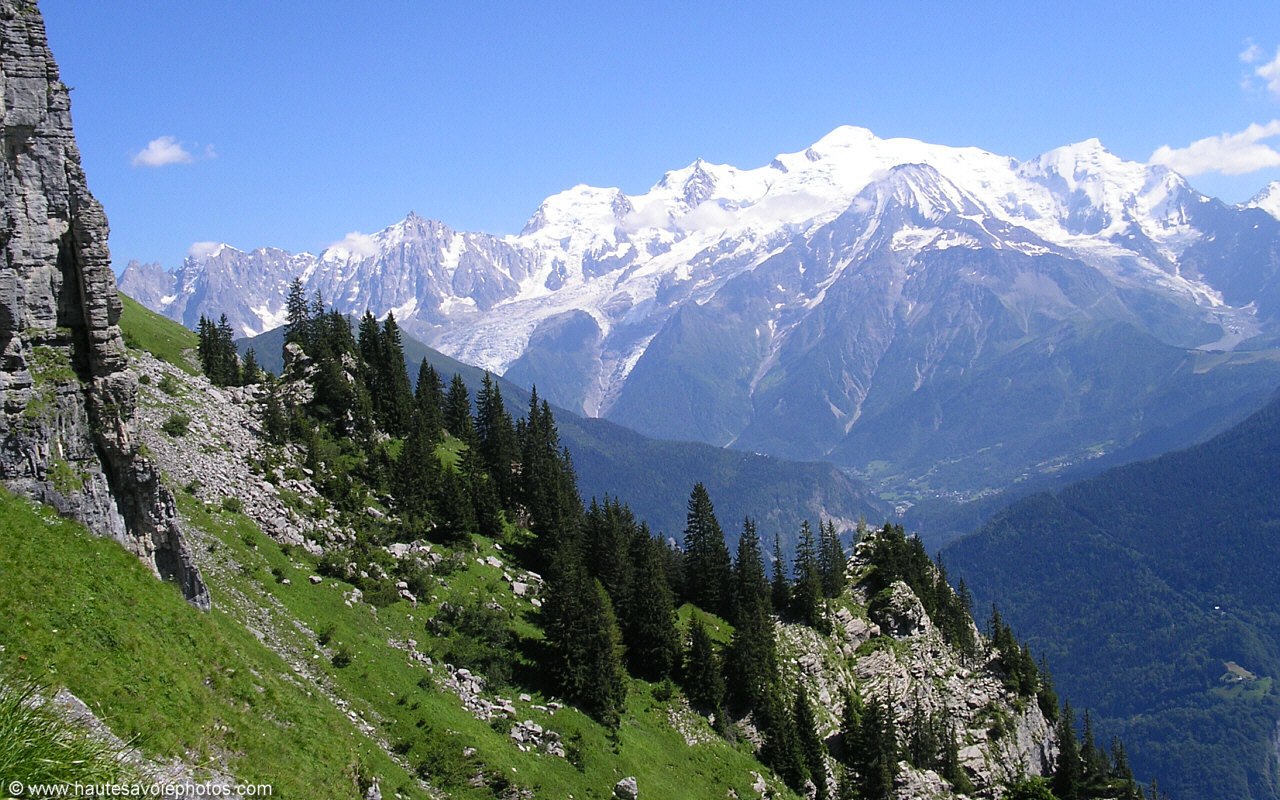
left=725, top=518, right=777, bottom=715
left=682, top=483, right=732, bottom=617
left=771, top=532, right=791, bottom=614
left=517, top=389, right=582, bottom=566
left=544, top=552, right=626, bottom=727
left=791, top=521, right=827, bottom=632
left=683, top=613, right=724, bottom=719
left=624, top=531, right=680, bottom=681
left=794, top=687, right=829, bottom=800
left=850, top=697, right=898, bottom=800
left=1053, top=702, right=1083, bottom=800
left=443, top=373, right=474, bottom=440
left=475, top=373, right=519, bottom=510
left=284, top=278, right=309, bottom=348
left=414, top=360, right=445, bottom=441
left=819, top=519, right=846, bottom=599
left=378, top=312, right=414, bottom=434
left=241, top=347, right=262, bottom=385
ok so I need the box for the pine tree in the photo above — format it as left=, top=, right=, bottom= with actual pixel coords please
left=443, top=373, right=474, bottom=440
left=683, top=613, right=724, bottom=719
left=771, top=532, right=791, bottom=614
left=681, top=483, right=732, bottom=617
left=475, top=373, right=519, bottom=510
left=378, top=312, right=414, bottom=434
left=624, top=530, right=680, bottom=681
left=725, top=519, right=777, bottom=716
left=544, top=553, right=627, bottom=727
left=413, top=360, right=445, bottom=441
left=818, top=519, right=846, bottom=599
left=791, top=521, right=827, bottom=632
left=241, top=347, right=262, bottom=385
left=1053, top=702, right=1083, bottom=800
left=794, top=687, right=829, bottom=800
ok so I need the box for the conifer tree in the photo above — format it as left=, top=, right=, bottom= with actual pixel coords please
left=725, top=519, right=777, bottom=715
left=791, top=521, right=827, bottom=632
left=771, top=532, right=791, bottom=614
left=241, top=347, right=262, bottom=385
left=683, top=613, right=724, bottom=719
left=624, top=530, right=680, bottom=681
left=819, top=519, right=846, bottom=598
left=544, top=553, right=627, bottom=727
left=682, top=483, right=732, bottom=617
left=1053, top=702, right=1083, bottom=800
left=378, top=312, right=414, bottom=434
left=857, top=698, right=899, bottom=800
left=413, top=359, right=445, bottom=440
left=760, top=686, right=807, bottom=794
left=475, top=373, right=519, bottom=509
left=284, top=278, right=309, bottom=348
left=517, top=389, right=582, bottom=566
left=443, top=373, right=474, bottom=440
left=794, top=686, right=829, bottom=800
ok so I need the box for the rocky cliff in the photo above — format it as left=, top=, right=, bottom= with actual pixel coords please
left=0, top=1, right=207, bottom=608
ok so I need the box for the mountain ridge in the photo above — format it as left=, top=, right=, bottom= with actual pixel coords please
left=120, top=126, right=1280, bottom=502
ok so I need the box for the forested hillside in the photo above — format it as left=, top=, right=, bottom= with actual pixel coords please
left=946, top=393, right=1280, bottom=800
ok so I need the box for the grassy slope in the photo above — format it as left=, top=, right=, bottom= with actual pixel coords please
left=0, top=488, right=412, bottom=795
left=118, top=292, right=200, bottom=374
left=0, top=297, right=799, bottom=798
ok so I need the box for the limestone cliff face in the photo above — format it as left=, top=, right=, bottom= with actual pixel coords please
left=0, top=2, right=208, bottom=608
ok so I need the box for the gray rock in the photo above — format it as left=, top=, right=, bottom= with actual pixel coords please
left=613, top=776, right=638, bottom=800
left=0, top=2, right=208, bottom=609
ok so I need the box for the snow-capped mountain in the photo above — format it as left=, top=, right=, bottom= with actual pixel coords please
left=120, top=126, right=1280, bottom=499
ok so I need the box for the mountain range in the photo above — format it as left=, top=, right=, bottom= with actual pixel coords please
left=120, top=127, right=1280, bottom=503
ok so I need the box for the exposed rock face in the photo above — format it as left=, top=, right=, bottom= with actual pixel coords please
left=0, top=2, right=208, bottom=608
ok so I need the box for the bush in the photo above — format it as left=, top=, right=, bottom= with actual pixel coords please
left=157, top=373, right=182, bottom=396
left=162, top=412, right=191, bottom=437
left=220, top=496, right=243, bottom=514
left=331, top=644, right=354, bottom=668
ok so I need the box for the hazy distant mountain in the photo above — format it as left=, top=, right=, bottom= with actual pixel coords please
left=121, top=126, right=1280, bottom=500
left=945, top=392, right=1280, bottom=800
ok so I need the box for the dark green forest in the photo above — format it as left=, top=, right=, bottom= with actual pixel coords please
left=946, top=393, right=1280, bottom=800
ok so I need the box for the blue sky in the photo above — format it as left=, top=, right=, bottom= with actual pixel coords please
left=37, top=0, right=1280, bottom=272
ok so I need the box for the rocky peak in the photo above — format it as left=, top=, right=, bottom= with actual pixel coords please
left=0, top=1, right=207, bottom=608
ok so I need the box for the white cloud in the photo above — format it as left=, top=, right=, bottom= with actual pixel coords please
left=677, top=200, right=736, bottom=232
left=131, top=136, right=216, bottom=168
left=1256, top=50, right=1280, bottom=98
left=186, top=241, right=224, bottom=259
left=132, top=136, right=193, bottom=167
left=621, top=199, right=672, bottom=232
left=1240, top=42, right=1280, bottom=98
left=328, top=231, right=380, bottom=259
left=1150, top=121, right=1280, bottom=176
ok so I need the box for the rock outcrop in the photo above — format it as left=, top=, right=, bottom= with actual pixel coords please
left=0, top=2, right=207, bottom=608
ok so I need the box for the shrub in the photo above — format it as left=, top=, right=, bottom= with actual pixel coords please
left=220, top=496, right=243, bottom=514
left=331, top=645, right=354, bottom=668
left=162, top=412, right=190, bottom=437
left=157, top=373, right=182, bottom=396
